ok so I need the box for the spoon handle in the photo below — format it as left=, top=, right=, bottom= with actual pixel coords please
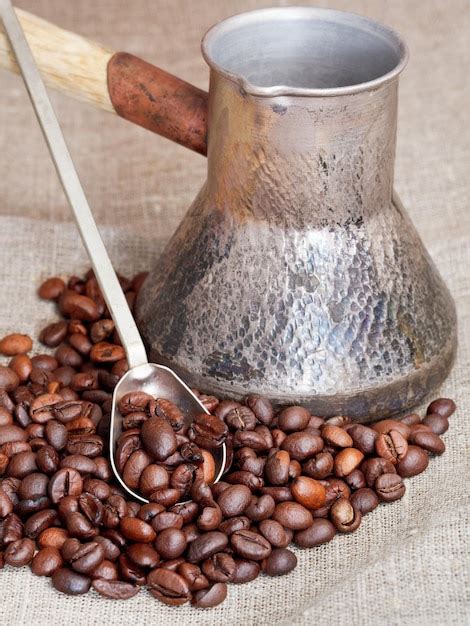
left=0, top=0, right=148, bottom=370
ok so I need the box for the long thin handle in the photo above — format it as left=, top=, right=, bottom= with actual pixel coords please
left=0, top=0, right=148, bottom=370
left=0, top=7, right=208, bottom=154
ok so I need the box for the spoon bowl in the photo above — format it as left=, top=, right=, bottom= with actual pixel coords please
left=109, top=363, right=227, bottom=503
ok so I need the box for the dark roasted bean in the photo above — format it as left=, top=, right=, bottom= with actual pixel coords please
left=396, top=445, right=429, bottom=477
left=375, top=473, right=406, bottom=502
left=147, top=568, right=190, bottom=606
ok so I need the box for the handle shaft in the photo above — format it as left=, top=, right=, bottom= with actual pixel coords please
left=0, top=0, right=148, bottom=370
left=0, top=7, right=209, bottom=154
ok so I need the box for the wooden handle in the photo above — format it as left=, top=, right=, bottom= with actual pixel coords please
left=0, top=7, right=208, bottom=154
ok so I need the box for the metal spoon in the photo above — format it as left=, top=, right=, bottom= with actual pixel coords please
left=0, top=0, right=226, bottom=503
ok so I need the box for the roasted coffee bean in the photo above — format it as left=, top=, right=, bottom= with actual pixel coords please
left=89, top=319, right=115, bottom=344
left=294, top=518, right=336, bottom=547
left=118, top=553, right=146, bottom=585
left=225, top=406, right=256, bottom=431
left=7, top=451, right=38, bottom=478
left=180, top=441, right=203, bottom=465
left=149, top=488, right=182, bottom=508
left=191, top=582, right=227, bottom=608
left=0, top=366, right=19, bottom=392
left=24, top=508, right=57, bottom=538
left=138, top=464, right=169, bottom=497
left=344, top=469, right=366, bottom=491
left=52, top=567, right=91, bottom=594
left=91, top=578, right=139, bottom=600
left=245, top=395, right=274, bottom=426
left=262, top=548, right=297, bottom=576
left=259, top=519, right=290, bottom=548
left=148, top=398, right=185, bottom=431
left=361, top=457, right=396, bottom=487
left=225, top=471, right=264, bottom=491
left=119, top=517, right=155, bottom=543
left=229, top=559, right=259, bottom=584
left=66, top=434, right=103, bottom=458
left=38, top=277, right=66, bottom=300
left=231, top=530, right=271, bottom=560
left=170, top=463, right=196, bottom=494
left=78, top=493, right=103, bottom=525
left=36, top=445, right=59, bottom=474
left=55, top=346, right=83, bottom=369
left=154, top=528, right=187, bottom=560
left=141, top=416, right=177, bottom=461
left=61, top=454, right=97, bottom=475
left=187, top=531, right=228, bottom=563
left=216, top=484, right=252, bottom=518
left=31, top=546, right=63, bottom=576
left=264, top=450, right=290, bottom=485
left=0, top=334, right=32, bottom=356
left=302, top=451, right=334, bottom=479
left=321, top=424, right=353, bottom=448
left=330, top=498, right=361, bottom=532
left=260, top=486, right=293, bottom=503
left=147, top=568, right=190, bottom=606
left=177, top=562, right=209, bottom=591
left=375, top=473, right=406, bottom=502
left=45, top=420, right=67, bottom=450
left=422, top=414, right=449, bottom=435
left=400, top=413, right=422, bottom=426
left=408, top=430, right=445, bottom=454
left=277, top=406, right=310, bottom=431
left=427, top=398, right=456, bottom=418
left=127, top=543, right=160, bottom=569
left=218, top=516, right=250, bottom=536
left=122, top=449, right=152, bottom=490
left=90, top=559, right=119, bottom=580
left=273, top=502, right=313, bottom=530
left=375, top=430, right=408, bottom=464
left=349, top=488, right=379, bottom=515
left=197, top=505, right=222, bottom=531
left=0, top=487, right=13, bottom=517
left=40, top=322, right=68, bottom=348
left=396, top=445, right=429, bottom=477
left=202, top=552, right=235, bottom=582
left=4, top=537, right=35, bottom=566
left=373, top=419, right=411, bottom=440
left=334, top=448, right=364, bottom=477
left=49, top=468, right=83, bottom=503
left=118, top=392, right=153, bottom=416
left=66, top=511, right=97, bottom=539
left=37, top=527, right=69, bottom=549
left=58, top=290, right=100, bottom=322
left=291, top=476, right=326, bottom=510
left=244, top=494, right=275, bottom=521
left=90, top=342, right=125, bottom=363
left=9, top=355, right=33, bottom=383
left=68, top=541, right=105, bottom=574
left=281, top=432, right=323, bottom=461
left=189, top=413, right=228, bottom=449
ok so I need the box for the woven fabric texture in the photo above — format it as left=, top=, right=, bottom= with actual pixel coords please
left=0, top=1, right=468, bottom=624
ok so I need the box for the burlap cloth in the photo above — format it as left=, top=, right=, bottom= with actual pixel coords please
left=0, top=0, right=468, bottom=623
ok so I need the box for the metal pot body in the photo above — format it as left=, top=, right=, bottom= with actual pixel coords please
left=136, top=8, right=457, bottom=419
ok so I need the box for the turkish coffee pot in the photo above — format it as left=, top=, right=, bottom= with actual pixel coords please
left=0, top=7, right=457, bottom=420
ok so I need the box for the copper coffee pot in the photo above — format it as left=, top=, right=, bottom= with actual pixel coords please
left=0, top=7, right=457, bottom=420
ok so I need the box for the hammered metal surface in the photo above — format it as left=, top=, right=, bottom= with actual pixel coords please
left=136, top=73, right=457, bottom=420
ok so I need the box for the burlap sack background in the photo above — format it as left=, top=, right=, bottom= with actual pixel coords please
left=0, top=0, right=468, bottom=624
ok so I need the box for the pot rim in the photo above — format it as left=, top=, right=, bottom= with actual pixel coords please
left=201, top=6, right=409, bottom=98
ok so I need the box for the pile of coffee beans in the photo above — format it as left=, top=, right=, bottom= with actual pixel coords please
left=115, top=392, right=227, bottom=499
left=0, top=270, right=456, bottom=608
